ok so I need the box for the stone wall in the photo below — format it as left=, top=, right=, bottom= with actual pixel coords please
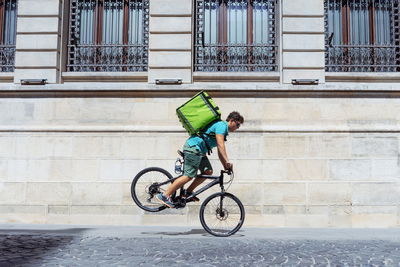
left=1, top=96, right=399, bottom=227
left=0, top=0, right=399, bottom=227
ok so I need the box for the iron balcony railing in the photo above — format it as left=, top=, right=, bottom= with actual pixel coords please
left=326, top=44, right=398, bottom=72
left=194, top=0, right=278, bottom=72
left=0, top=0, right=17, bottom=72
left=67, top=0, right=149, bottom=72
left=0, top=44, right=14, bottom=72
left=325, top=0, right=400, bottom=72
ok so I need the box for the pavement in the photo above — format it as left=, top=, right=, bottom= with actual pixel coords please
left=1, top=224, right=400, bottom=266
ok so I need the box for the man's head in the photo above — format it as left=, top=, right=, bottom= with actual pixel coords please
left=226, top=111, right=244, bottom=132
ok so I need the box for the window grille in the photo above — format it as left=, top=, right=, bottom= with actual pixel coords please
left=194, top=0, right=278, bottom=72
left=67, top=0, right=149, bottom=72
left=325, top=0, right=400, bottom=72
left=0, top=0, right=17, bottom=72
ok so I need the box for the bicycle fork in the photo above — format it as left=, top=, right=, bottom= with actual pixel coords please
left=218, top=195, right=225, bottom=218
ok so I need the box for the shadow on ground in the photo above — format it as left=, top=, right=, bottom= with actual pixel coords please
left=0, top=229, right=88, bottom=266
left=141, top=228, right=245, bottom=237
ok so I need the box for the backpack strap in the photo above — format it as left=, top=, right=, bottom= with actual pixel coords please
left=199, top=120, right=227, bottom=155
left=196, top=132, right=212, bottom=155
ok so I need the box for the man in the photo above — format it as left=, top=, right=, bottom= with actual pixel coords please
left=156, top=111, right=244, bottom=208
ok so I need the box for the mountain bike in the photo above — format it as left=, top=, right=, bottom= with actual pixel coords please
left=131, top=151, right=245, bottom=237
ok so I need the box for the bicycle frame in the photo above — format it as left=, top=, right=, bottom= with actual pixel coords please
left=156, top=170, right=227, bottom=201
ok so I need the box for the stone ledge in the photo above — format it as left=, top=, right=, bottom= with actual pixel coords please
left=193, top=72, right=280, bottom=82
left=1, top=83, right=400, bottom=91
left=0, top=73, right=13, bottom=83
left=326, top=73, right=400, bottom=82
left=62, top=72, right=147, bottom=82
left=1, top=124, right=400, bottom=133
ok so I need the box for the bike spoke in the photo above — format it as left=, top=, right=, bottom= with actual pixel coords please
left=201, top=193, right=244, bottom=236
left=131, top=168, right=174, bottom=212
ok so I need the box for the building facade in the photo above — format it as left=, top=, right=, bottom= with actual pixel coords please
left=0, top=0, right=400, bottom=227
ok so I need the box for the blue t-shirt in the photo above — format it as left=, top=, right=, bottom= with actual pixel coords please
left=185, top=121, right=229, bottom=154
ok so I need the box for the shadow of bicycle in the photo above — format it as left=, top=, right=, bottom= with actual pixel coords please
left=141, top=228, right=245, bottom=237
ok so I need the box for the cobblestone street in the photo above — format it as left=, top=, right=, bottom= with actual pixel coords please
left=1, top=225, right=400, bottom=266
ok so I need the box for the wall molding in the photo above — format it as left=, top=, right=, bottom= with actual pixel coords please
left=2, top=89, right=400, bottom=98
left=1, top=125, right=400, bottom=133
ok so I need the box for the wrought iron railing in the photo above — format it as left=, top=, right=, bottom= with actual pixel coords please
left=326, top=44, right=398, bottom=72
left=0, top=0, right=17, bottom=72
left=194, top=0, right=278, bottom=72
left=67, top=0, right=149, bottom=72
left=0, top=45, right=14, bottom=72
left=325, top=0, right=400, bottom=72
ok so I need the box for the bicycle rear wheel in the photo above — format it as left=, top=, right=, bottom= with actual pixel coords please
left=131, top=167, right=176, bottom=212
left=199, top=192, right=245, bottom=237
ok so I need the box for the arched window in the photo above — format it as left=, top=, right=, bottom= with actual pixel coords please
left=194, top=0, right=278, bottom=72
left=67, top=0, right=149, bottom=72
left=325, top=0, right=400, bottom=72
left=0, top=0, right=17, bottom=72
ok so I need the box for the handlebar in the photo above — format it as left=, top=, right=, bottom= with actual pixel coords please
left=221, top=169, right=233, bottom=175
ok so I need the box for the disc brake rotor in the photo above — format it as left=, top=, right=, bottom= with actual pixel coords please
left=216, top=208, right=229, bottom=221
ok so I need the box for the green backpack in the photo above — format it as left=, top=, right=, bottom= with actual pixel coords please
left=176, top=91, right=221, bottom=136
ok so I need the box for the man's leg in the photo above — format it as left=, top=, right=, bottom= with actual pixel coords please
left=187, top=170, right=212, bottom=192
left=187, top=156, right=213, bottom=192
left=164, top=175, right=192, bottom=197
left=163, top=147, right=201, bottom=198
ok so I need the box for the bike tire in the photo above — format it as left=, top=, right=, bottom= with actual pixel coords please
left=199, top=192, right=245, bottom=237
left=131, top=167, right=175, bottom=212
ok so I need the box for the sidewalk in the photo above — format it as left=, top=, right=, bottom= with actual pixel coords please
left=1, top=224, right=400, bottom=266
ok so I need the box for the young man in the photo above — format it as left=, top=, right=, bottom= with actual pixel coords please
left=156, top=111, right=244, bottom=208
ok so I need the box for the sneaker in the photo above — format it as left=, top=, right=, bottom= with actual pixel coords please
left=156, top=193, right=175, bottom=208
left=183, top=189, right=200, bottom=202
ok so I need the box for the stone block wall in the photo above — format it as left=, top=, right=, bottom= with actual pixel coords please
left=1, top=97, right=400, bottom=227
left=0, top=0, right=399, bottom=227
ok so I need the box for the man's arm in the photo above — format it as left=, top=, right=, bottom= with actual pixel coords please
left=216, top=134, right=232, bottom=170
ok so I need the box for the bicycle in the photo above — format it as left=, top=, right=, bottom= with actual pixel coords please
left=131, top=151, right=245, bottom=237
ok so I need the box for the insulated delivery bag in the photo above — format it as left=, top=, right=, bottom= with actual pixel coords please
left=176, top=91, right=221, bottom=136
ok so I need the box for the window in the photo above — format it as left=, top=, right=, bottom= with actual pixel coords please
left=0, top=0, right=17, bottom=72
left=325, top=0, right=400, bottom=72
left=194, top=0, right=278, bottom=72
left=67, top=0, right=149, bottom=72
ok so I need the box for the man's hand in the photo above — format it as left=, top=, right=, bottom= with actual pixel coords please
left=225, top=162, right=233, bottom=171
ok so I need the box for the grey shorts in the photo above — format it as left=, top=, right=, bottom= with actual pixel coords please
left=182, top=144, right=212, bottom=178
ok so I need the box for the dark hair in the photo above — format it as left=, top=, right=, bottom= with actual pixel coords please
left=226, top=111, right=244, bottom=124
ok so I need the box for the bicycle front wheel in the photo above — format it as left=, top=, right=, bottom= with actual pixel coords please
left=131, top=167, right=175, bottom=212
left=199, top=192, right=245, bottom=237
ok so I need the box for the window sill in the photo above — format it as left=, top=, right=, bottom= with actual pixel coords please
left=193, top=72, right=280, bottom=82
left=62, top=72, right=147, bottom=82
left=0, top=72, right=14, bottom=83
left=326, top=72, right=400, bottom=82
